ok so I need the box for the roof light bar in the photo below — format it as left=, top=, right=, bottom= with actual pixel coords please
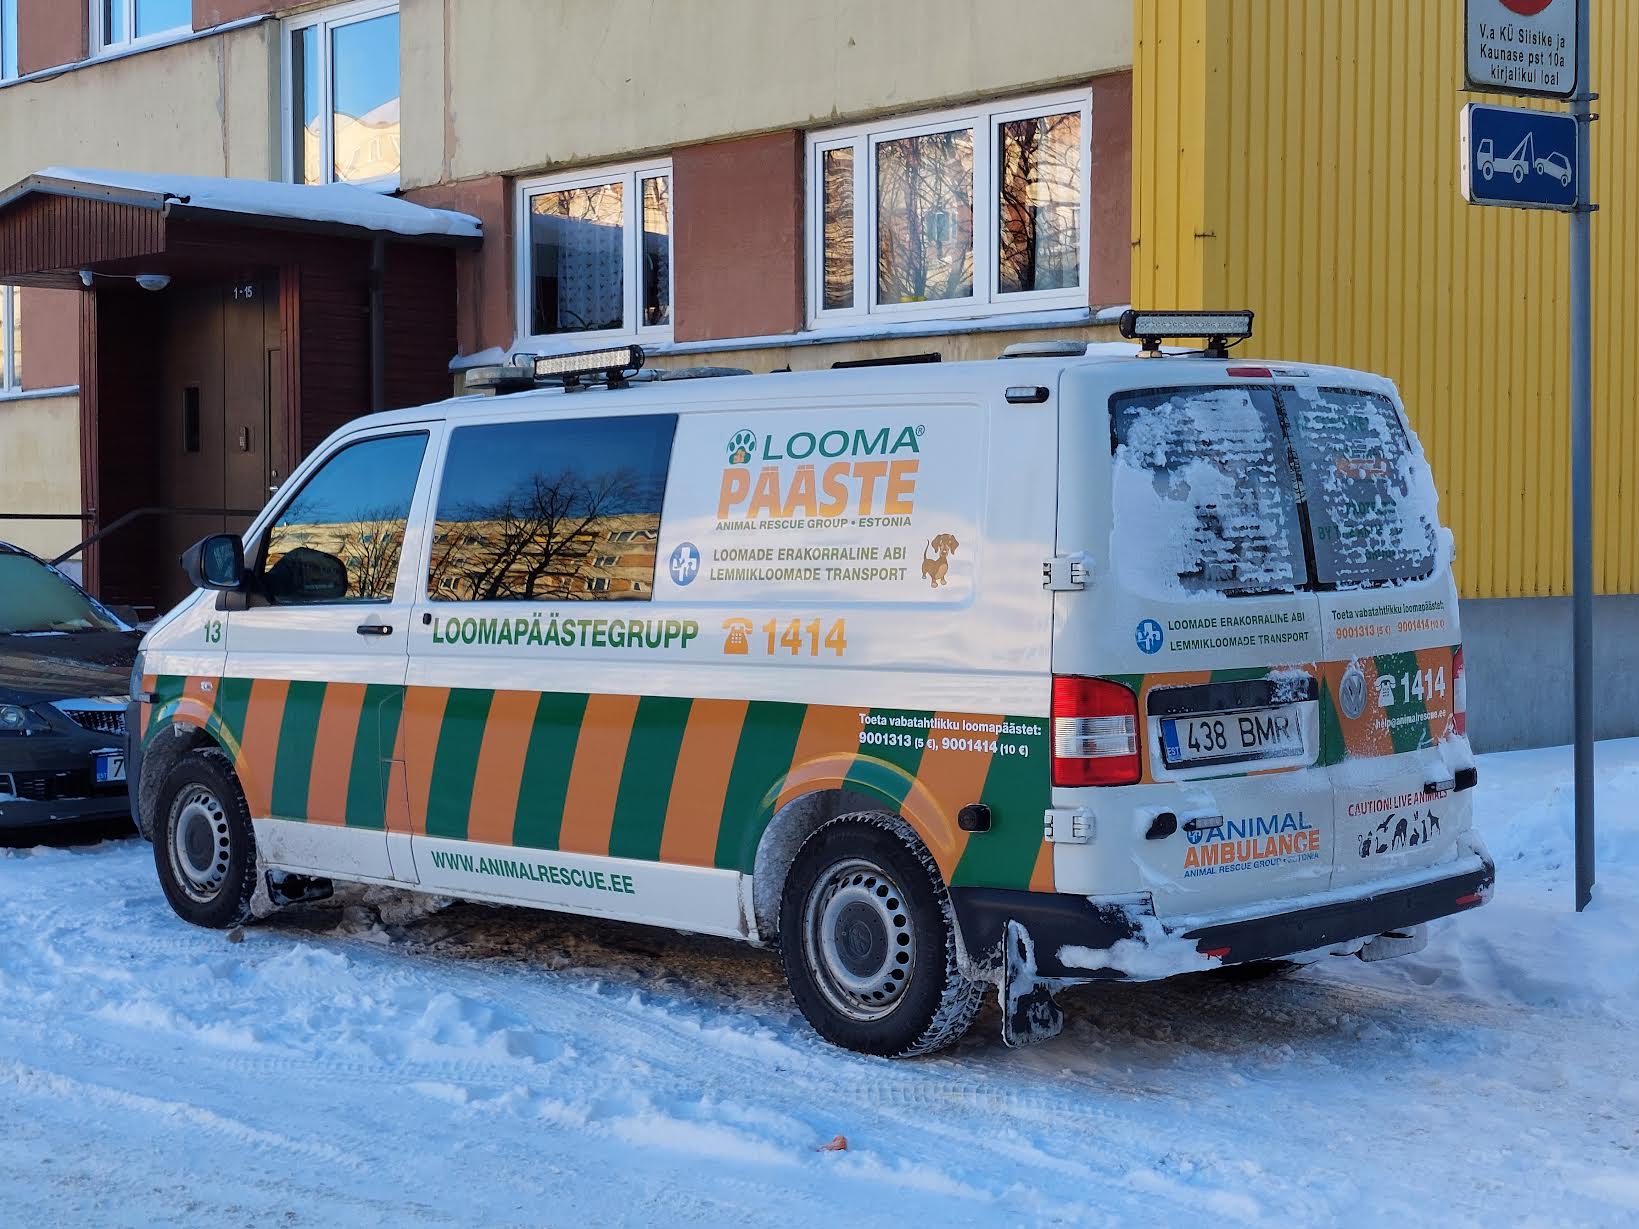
left=533, top=344, right=645, bottom=388
left=1118, top=309, right=1254, bottom=358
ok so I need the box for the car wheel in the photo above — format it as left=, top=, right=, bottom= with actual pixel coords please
left=153, top=748, right=259, bottom=930
left=779, top=813, right=983, bottom=1057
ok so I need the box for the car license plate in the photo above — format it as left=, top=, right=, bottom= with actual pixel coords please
left=94, top=751, right=126, bottom=784
left=1160, top=706, right=1304, bottom=769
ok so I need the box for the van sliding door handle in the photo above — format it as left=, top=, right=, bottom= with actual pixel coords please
left=356, top=623, right=393, bottom=636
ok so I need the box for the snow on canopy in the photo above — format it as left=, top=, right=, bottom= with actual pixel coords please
left=34, top=166, right=481, bottom=240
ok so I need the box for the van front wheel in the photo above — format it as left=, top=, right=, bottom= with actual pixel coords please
left=779, top=814, right=982, bottom=1057
left=153, top=748, right=259, bottom=930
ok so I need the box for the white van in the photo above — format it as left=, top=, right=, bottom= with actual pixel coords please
left=128, top=314, right=1493, bottom=1056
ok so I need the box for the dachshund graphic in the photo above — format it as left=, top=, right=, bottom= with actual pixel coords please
left=921, top=533, right=959, bottom=588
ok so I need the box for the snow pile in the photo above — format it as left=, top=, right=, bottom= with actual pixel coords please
left=2, top=741, right=1638, bottom=1225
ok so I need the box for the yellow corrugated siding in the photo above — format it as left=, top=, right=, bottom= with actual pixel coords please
left=1134, top=0, right=1638, bottom=598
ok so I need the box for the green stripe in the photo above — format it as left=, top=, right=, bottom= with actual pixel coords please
left=714, top=700, right=807, bottom=872
left=269, top=681, right=326, bottom=820
left=1318, top=677, right=1346, bottom=766
left=511, top=691, right=590, bottom=850
left=211, top=675, right=254, bottom=750
left=344, top=683, right=402, bottom=830
left=607, top=695, right=694, bottom=861
left=424, top=688, right=493, bottom=840
left=1374, top=651, right=1431, bottom=754
left=842, top=706, right=924, bottom=808
left=951, top=724, right=1051, bottom=890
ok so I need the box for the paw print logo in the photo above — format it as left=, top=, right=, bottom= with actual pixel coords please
left=727, top=430, right=757, bottom=465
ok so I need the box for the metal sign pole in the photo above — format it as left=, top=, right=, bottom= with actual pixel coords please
left=1571, top=0, right=1596, bottom=912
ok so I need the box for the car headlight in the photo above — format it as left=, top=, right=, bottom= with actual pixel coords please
left=0, top=703, right=51, bottom=735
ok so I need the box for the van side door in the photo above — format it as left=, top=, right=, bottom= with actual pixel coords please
left=220, top=426, right=438, bottom=883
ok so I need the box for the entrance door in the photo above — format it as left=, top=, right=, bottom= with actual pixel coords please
left=156, top=276, right=285, bottom=608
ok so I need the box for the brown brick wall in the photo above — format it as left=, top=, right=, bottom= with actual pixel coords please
left=192, top=2, right=279, bottom=31
left=16, top=0, right=87, bottom=75
left=1089, top=69, right=1132, bottom=308
left=402, top=176, right=512, bottom=357
left=672, top=130, right=803, bottom=343
left=18, top=287, right=81, bottom=390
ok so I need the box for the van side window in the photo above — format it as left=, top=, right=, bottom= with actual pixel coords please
left=1284, top=388, right=1438, bottom=588
left=260, top=432, right=428, bottom=604
left=1110, top=387, right=1309, bottom=597
left=428, top=414, right=677, bottom=602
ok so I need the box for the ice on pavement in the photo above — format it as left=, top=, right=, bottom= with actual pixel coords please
left=2, top=740, right=1637, bottom=1227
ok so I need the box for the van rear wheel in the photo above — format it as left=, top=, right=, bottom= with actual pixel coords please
left=153, top=748, right=259, bottom=930
left=778, top=814, right=982, bottom=1057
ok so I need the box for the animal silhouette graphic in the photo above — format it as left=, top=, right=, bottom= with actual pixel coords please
left=1390, top=815, right=1410, bottom=849
left=921, top=533, right=959, bottom=588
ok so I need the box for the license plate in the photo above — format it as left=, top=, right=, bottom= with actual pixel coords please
left=1160, top=706, right=1304, bottom=769
left=94, top=752, right=126, bottom=784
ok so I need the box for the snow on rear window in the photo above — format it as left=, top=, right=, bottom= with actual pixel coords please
left=1110, top=387, right=1308, bottom=597
left=1287, top=387, right=1438, bottom=587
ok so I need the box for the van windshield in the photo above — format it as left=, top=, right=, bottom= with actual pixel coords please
left=1110, top=384, right=1439, bottom=597
left=1110, top=387, right=1309, bottom=597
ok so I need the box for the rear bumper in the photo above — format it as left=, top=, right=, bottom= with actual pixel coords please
left=951, top=843, right=1496, bottom=981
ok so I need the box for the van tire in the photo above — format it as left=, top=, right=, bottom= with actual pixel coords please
left=152, top=747, right=260, bottom=931
left=779, top=813, right=983, bottom=1057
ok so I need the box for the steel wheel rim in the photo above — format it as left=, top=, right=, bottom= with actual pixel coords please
left=802, top=856, right=916, bottom=1022
left=170, top=786, right=232, bottom=904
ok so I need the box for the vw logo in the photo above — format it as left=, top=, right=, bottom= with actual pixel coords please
left=1135, top=618, right=1165, bottom=655
left=668, top=542, right=701, bottom=586
left=1340, top=662, right=1367, bottom=720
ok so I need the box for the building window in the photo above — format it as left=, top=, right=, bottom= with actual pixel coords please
left=2, top=0, right=18, bottom=80
left=1, top=286, right=20, bottom=392
left=807, top=91, right=1090, bottom=326
left=91, top=0, right=191, bottom=53
left=285, top=2, right=400, bottom=189
left=428, top=414, right=677, bottom=602
left=516, top=160, right=672, bottom=347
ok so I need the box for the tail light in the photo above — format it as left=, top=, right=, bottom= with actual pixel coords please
left=1052, top=676, right=1141, bottom=786
left=1452, top=646, right=1468, bottom=737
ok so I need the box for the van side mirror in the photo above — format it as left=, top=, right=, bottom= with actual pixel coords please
left=181, top=534, right=245, bottom=591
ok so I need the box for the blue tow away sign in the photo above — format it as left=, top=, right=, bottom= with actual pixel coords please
left=1461, top=102, right=1577, bottom=211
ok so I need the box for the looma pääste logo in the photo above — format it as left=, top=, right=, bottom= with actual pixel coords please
left=727, top=429, right=757, bottom=465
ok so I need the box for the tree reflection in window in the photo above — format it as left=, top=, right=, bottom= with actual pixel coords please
left=997, top=111, right=1081, bottom=295
left=428, top=415, right=677, bottom=602
left=876, top=128, right=973, bottom=305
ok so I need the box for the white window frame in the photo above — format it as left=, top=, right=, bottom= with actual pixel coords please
left=280, top=0, right=401, bottom=193
left=0, top=285, right=18, bottom=392
left=514, top=158, right=674, bottom=354
left=806, top=89, right=1092, bottom=329
left=90, top=0, right=192, bottom=55
left=1, top=0, right=18, bottom=82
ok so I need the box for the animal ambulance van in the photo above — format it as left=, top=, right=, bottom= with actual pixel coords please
left=128, top=312, right=1494, bottom=1056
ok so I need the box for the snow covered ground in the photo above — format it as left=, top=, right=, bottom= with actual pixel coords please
left=2, top=740, right=1636, bottom=1228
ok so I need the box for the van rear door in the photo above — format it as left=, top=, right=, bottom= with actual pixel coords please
left=1053, top=375, right=1332, bottom=919
left=1281, top=382, right=1469, bottom=892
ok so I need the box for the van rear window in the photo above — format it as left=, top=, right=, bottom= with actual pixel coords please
left=1110, top=384, right=1439, bottom=597
left=1110, top=387, right=1309, bottom=597
left=1285, top=387, right=1438, bottom=587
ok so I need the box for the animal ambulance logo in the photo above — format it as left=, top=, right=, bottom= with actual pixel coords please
left=727, top=430, right=757, bottom=465
left=668, top=542, right=701, bottom=586
left=1135, top=619, right=1165, bottom=655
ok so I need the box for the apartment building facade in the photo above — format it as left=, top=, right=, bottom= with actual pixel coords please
left=0, top=0, right=1633, bottom=749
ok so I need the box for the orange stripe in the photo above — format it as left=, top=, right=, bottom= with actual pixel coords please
left=305, top=683, right=368, bottom=827
left=557, top=692, right=641, bottom=855
left=400, top=686, right=451, bottom=836
left=1027, top=840, right=1056, bottom=893
left=1417, top=646, right=1457, bottom=741
left=900, top=711, right=999, bottom=880
left=466, top=690, right=540, bottom=846
left=138, top=673, right=158, bottom=740
left=235, top=678, right=289, bottom=819
left=1345, top=659, right=1394, bottom=759
left=774, top=703, right=865, bottom=813
left=658, top=698, right=749, bottom=867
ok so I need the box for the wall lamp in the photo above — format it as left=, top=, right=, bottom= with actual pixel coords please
left=78, top=269, right=172, bottom=292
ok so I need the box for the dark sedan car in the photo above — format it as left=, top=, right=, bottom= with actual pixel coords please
left=0, top=543, right=142, bottom=829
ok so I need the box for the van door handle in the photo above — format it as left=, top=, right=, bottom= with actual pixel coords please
left=356, top=622, right=393, bottom=636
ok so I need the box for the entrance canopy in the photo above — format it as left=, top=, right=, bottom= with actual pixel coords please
left=0, top=168, right=482, bottom=613
left=0, top=166, right=480, bottom=290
